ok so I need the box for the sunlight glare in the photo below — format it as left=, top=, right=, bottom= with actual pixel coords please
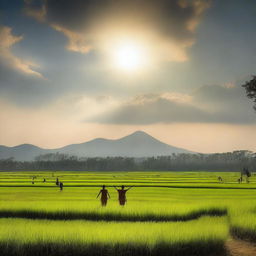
left=113, top=42, right=145, bottom=71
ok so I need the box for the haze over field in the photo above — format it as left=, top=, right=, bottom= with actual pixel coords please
left=0, top=1, right=256, bottom=153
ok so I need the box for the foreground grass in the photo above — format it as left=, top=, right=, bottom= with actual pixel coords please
left=229, top=207, right=256, bottom=242
left=0, top=201, right=227, bottom=221
left=0, top=217, right=228, bottom=256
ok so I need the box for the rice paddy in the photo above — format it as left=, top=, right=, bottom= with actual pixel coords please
left=1, top=171, right=256, bottom=255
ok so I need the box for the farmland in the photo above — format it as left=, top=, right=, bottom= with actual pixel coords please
left=1, top=171, right=256, bottom=256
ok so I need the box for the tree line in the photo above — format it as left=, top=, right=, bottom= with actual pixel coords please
left=0, top=150, right=255, bottom=172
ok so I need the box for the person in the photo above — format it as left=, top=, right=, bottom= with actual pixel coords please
left=97, top=185, right=110, bottom=206
left=59, top=182, right=63, bottom=191
left=114, top=185, right=133, bottom=206
left=43, top=178, right=46, bottom=183
left=56, top=178, right=59, bottom=186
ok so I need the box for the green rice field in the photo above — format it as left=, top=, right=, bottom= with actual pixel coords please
left=1, top=171, right=256, bottom=256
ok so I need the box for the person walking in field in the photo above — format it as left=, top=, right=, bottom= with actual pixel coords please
left=97, top=185, right=110, bottom=206
left=114, top=185, right=133, bottom=206
left=59, top=182, right=63, bottom=191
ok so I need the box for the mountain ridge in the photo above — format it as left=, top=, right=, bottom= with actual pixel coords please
left=0, top=131, right=193, bottom=161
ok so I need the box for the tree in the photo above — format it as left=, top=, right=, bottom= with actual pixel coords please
left=242, top=76, right=256, bottom=110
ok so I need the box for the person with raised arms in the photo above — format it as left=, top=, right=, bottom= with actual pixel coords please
left=114, top=185, right=133, bottom=206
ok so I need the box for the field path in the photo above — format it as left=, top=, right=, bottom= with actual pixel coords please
left=226, top=239, right=256, bottom=256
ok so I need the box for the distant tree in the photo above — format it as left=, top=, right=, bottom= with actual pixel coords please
left=242, top=76, right=256, bottom=110
left=1, top=151, right=256, bottom=172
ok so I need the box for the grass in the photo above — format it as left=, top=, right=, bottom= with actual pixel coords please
left=0, top=201, right=227, bottom=221
left=1, top=171, right=256, bottom=189
left=1, top=170, right=256, bottom=255
left=0, top=217, right=228, bottom=256
left=229, top=206, right=256, bottom=242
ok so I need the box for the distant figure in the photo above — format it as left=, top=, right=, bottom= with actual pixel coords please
left=240, top=167, right=251, bottom=184
left=59, top=182, right=63, bottom=191
left=32, top=180, right=34, bottom=184
left=244, top=167, right=251, bottom=183
left=218, top=176, right=223, bottom=183
left=43, top=178, right=46, bottom=183
left=237, top=177, right=242, bottom=184
left=56, top=178, right=59, bottom=186
left=114, top=185, right=133, bottom=206
left=97, top=185, right=110, bottom=206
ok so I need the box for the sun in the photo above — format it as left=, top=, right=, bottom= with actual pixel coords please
left=113, top=42, right=146, bottom=71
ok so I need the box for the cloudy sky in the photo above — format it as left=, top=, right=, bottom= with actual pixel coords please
left=0, top=0, right=256, bottom=153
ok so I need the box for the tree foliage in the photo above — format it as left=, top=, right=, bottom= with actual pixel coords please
left=0, top=151, right=255, bottom=172
left=242, top=76, right=256, bottom=110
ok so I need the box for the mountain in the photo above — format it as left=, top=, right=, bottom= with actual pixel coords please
left=0, top=131, right=193, bottom=161
left=0, top=144, right=49, bottom=162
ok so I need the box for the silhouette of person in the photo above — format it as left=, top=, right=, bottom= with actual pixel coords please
left=97, top=185, right=110, bottom=206
left=56, top=178, right=59, bottom=186
left=59, top=182, right=63, bottom=191
left=114, top=185, right=133, bottom=206
left=43, top=178, right=46, bottom=183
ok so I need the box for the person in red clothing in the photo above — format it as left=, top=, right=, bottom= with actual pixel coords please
left=114, top=185, right=133, bottom=206
left=97, top=185, right=110, bottom=206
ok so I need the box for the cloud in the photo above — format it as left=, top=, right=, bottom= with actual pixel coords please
left=24, top=0, right=210, bottom=62
left=51, top=24, right=92, bottom=54
left=24, top=0, right=46, bottom=22
left=0, top=26, right=43, bottom=77
left=89, top=85, right=256, bottom=124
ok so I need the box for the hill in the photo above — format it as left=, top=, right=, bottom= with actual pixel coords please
left=0, top=131, right=193, bottom=161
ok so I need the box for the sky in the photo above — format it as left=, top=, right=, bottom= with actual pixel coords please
left=0, top=0, right=256, bottom=153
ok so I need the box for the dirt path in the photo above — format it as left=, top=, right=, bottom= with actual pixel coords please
left=226, top=239, right=256, bottom=256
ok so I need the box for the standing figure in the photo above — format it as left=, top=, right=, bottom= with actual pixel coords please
left=217, top=176, right=223, bottom=183
left=59, top=182, right=63, bottom=191
left=97, top=185, right=110, bottom=206
left=43, top=178, right=46, bottom=183
left=56, top=178, right=59, bottom=186
left=114, top=185, right=133, bottom=206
